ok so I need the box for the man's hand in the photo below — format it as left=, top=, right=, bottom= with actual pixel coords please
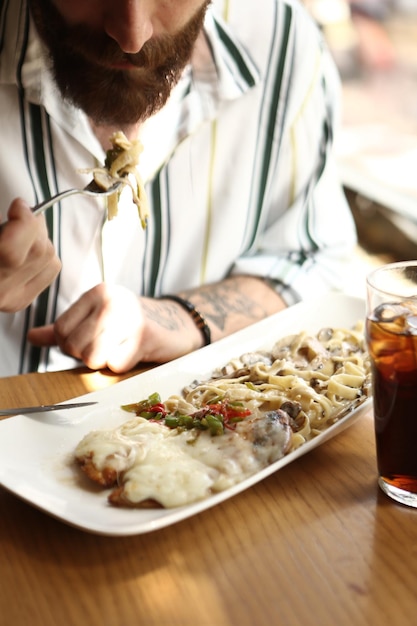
left=27, top=283, right=202, bottom=372
left=0, top=199, right=61, bottom=312
left=27, top=276, right=286, bottom=373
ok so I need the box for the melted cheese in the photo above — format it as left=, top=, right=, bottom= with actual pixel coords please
left=75, top=415, right=286, bottom=508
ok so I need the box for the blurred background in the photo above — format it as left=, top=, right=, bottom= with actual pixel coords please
left=303, top=0, right=417, bottom=295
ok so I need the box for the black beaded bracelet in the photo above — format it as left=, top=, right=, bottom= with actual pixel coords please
left=160, top=295, right=211, bottom=346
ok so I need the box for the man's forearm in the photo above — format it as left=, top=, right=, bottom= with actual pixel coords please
left=138, top=276, right=287, bottom=365
left=179, top=275, right=287, bottom=343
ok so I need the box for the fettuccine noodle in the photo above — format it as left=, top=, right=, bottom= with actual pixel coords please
left=163, top=324, right=371, bottom=452
left=83, top=131, right=149, bottom=227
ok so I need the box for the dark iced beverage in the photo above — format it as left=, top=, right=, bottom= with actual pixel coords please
left=366, top=300, right=417, bottom=501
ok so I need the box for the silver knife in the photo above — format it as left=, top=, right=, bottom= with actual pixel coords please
left=0, top=401, right=98, bottom=416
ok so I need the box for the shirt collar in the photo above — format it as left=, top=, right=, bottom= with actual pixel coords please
left=138, top=9, right=261, bottom=180
left=193, top=9, right=260, bottom=104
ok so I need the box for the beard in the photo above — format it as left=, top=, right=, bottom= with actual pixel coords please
left=29, top=0, right=210, bottom=126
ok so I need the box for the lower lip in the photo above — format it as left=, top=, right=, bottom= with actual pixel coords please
left=108, top=60, right=138, bottom=70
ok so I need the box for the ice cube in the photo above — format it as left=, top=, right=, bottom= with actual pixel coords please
left=406, top=315, right=417, bottom=335
left=372, top=303, right=410, bottom=324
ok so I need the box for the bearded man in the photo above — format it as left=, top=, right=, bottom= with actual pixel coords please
left=0, top=0, right=357, bottom=376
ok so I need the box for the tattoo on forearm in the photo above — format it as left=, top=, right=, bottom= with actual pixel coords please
left=141, top=299, right=185, bottom=332
left=184, top=280, right=269, bottom=332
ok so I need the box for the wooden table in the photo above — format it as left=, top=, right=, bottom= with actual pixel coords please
left=0, top=367, right=416, bottom=626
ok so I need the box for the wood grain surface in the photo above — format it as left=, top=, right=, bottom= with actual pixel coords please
left=0, top=368, right=416, bottom=626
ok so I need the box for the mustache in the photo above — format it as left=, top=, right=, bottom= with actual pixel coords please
left=58, top=26, right=183, bottom=71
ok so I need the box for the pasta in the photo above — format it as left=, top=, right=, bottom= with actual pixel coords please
left=84, top=131, right=149, bottom=226
left=162, top=323, right=371, bottom=452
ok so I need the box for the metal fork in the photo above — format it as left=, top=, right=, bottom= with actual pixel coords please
left=31, top=179, right=123, bottom=216
left=0, top=180, right=122, bottom=231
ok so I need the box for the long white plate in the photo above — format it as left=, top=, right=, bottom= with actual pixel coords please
left=0, top=293, right=371, bottom=536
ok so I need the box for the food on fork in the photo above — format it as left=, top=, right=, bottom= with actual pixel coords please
left=74, top=324, right=371, bottom=508
left=84, top=131, right=149, bottom=226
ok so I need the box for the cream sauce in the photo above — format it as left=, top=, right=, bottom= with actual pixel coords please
left=75, top=412, right=290, bottom=508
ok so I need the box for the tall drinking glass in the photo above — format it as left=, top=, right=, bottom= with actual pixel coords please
left=366, top=261, right=417, bottom=507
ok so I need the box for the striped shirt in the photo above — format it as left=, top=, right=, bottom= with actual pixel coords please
left=0, top=0, right=357, bottom=375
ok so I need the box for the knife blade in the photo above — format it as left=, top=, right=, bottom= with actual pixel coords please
left=0, top=401, right=98, bottom=416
